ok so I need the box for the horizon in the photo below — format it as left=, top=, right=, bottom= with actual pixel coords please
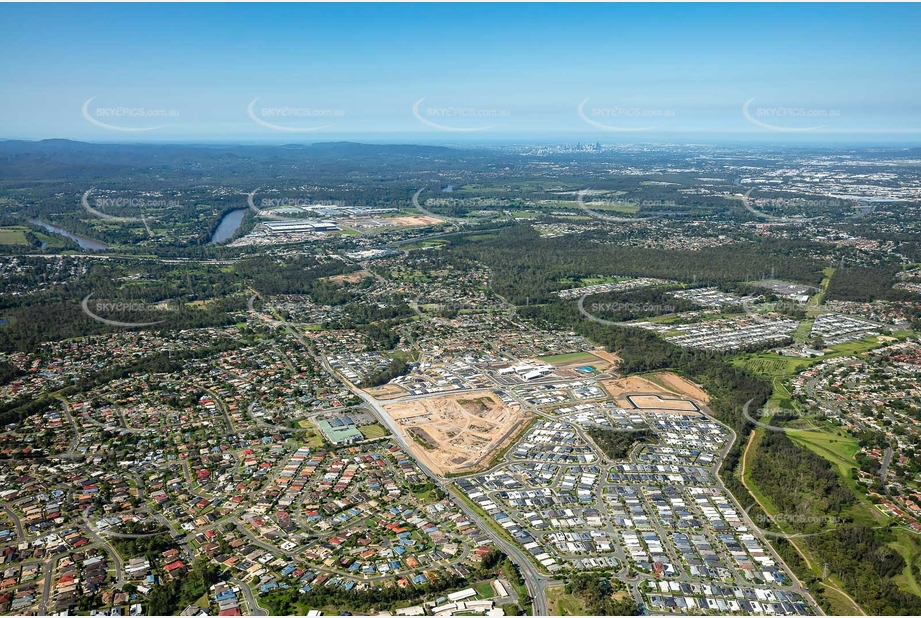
left=2, top=2, right=920, bottom=144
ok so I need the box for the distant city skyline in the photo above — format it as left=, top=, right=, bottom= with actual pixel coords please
left=2, top=2, right=920, bottom=143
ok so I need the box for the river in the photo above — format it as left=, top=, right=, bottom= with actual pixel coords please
left=209, top=209, right=247, bottom=244
left=29, top=220, right=108, bottom=251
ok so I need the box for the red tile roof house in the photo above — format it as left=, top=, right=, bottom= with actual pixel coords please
left=164, top=560, right=186, bottom=579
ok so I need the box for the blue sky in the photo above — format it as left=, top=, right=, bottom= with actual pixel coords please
left=1, top=2, right=919, bottom=143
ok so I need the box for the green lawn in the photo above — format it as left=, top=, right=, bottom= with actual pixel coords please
left=296, top=421, right=326, bottom=448
left=473, top=581, right=495, bottom=599
left=808, top=267, right=836, bottom=309
left=733, top=335, right=893, bottom=380
left=388, top=350, right=421, bottom=363
left=889, top=528, right=921, bottom=599
left=194, top=592, right=210, bottom=610
left=546, top=585, right=588, bottom=616
left=0, top=227, right=31, bottom=246
left=538, top=351, right=598, bottom=365
left=359, top=423, right=389, bottom=439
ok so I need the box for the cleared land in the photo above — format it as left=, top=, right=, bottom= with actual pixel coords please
left=627, top=394, right=699, bottom=411
left=383, top=391, right=532, bottom=475
left=323, top=270, right=371, bottom=285
left=601, top=373, right=680, bottom=405
left=383, top=215, right=444, bottom=227
left=546, top=585, right=589, bottom=616
left=364, top=383, right=407, bottom=400
left=652, top=371, right=711, bottom=403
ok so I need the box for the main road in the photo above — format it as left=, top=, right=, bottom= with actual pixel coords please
left=250, top=288, right=552, bottom=615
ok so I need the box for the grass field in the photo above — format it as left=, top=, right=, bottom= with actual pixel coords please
left=546, top=585, right=589, bottom=616
left=808, top=267, right=836, bottom=309
left=411, top=485, right=435, bottom=503
left=473, top=580, right=495, bottom=599
left=733, top=335, right=891, bottom=380
left=793, top=319, right=815, bottom=343
left=359, top=423, right=389, bottom=439
left=538, top=351, right=598, bottom=365
left=296, top=421, right=326, bottom=448
left=0, top=227, right=31, bottom=246
left=388, top=349, right=420, bottom=363
left=194, top=592, right=210, bottom=610
left=734, top=314, right=917, bottom=610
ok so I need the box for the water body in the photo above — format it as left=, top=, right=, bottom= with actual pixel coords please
left=29, top=220, right=108, bottom=251
left=442, top=185, right=454, bottom=193
left=209, top=209, right=247, bottom=244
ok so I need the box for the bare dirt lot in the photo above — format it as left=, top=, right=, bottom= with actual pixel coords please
left=364, top=383, right=407, bottom=400
left=384, top=215, right=444, bottom=227
left=383, top=391, right=532, bottom=475
left=627, top=394, right=699, bottom=411
left=601, top=371, right=710, bottom=407
left=589, top=349, right=621, bottom=368
left=322, top=270, right=371, bottom=285
left=600, top=375, right=668, bottom=406
left=652, top=372, right=710, bottom=403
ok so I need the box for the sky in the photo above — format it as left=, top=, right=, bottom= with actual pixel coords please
left=1, top=2, right=920, bottom=144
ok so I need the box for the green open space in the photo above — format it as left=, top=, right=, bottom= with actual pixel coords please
left=546, top=585, right=589, bottom=616
left=0, top=227, right=31, bottom=246
left=538, top=351, right=598, bottom=365
left=359, top=423, right=389, bottom=439
left=296, top=420, right=327, bottom=448
left=891, top=529, right=921, bottom=599
left=473, top=580, right=495, bottom=599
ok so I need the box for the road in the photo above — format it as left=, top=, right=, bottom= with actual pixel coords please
left=250, top=288, right=552, bottom=615
left=446, top=484, right=557, bottom=615
left=1, top=504, right=24, bottom=539
left=230, top=577, right=268, bottom=616
left=880, top=446, right=894, bottom=483
left=411, top=188, right=466, bottom=225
